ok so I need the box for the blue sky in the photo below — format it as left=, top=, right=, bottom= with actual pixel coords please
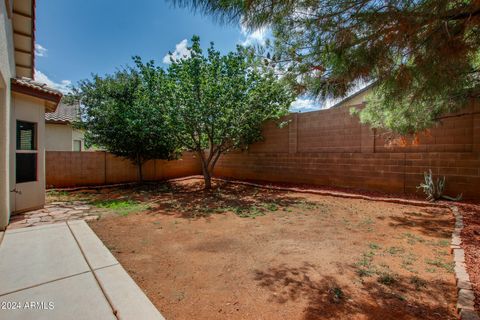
left=34, top=0, right=321, bottom=111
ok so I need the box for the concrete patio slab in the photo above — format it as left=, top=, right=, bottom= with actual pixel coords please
left=0, top=272, right=116, bottom=320
left=0, top=224, right=89, bottom=295
left=95, top=264, right=165, bottom=320
left=0, top=221, right=164, bottom=320
left=67, top=220, right=118, bottom=270
left=6, top=223, right=68, bottom=234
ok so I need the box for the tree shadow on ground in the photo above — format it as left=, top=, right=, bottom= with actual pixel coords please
left=388, top=208, right=453, bottom=239
left=142, top=180, right=322, bottom=219
left=253, top=262, right=456, bottom=320
left=49, top=180, right=325, bottom=220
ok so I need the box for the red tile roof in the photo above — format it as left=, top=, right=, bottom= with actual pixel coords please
left=11, top=77, right=63, bottom=98
left=45, top=103, right=80, bottom=124
left=11, top=77, right=63, bottom=112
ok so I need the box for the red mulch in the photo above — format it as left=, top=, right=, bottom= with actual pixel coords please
left=458, top=203, right=480, bottom=312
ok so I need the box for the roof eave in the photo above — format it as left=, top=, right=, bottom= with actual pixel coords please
left=45, top=119, right=71, bottom=125
left=12, top=0, right=36, bottom=79
left=11, top=79, right=62, bottom=112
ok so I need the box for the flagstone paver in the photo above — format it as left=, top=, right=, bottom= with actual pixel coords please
left=8, top=202, right=107, bottom=230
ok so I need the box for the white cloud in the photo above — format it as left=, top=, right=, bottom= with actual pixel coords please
left=290, top=97, right=322, bottom=113
left=323, top=97, right=343, bottom=109
left=34, top=43, right=47, bottom=57
left=240, top=24, right=267, bottom=46
left=163, top=39, right=191, bottom=64
left=34, top=69, right=71, bottom=93
left=291, top=81, right=373, bottom=112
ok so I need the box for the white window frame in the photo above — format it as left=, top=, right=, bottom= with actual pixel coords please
left=16, top=120, right=38, bottom=183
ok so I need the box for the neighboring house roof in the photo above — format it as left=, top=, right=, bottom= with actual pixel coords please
left=45, top=102, right=80, bottom=124
left=11, top=77, right=62, bottom=112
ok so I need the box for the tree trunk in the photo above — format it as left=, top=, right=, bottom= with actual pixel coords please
left=203, top=169, right=212, bottom=190
left=199, top=152, right=212, bottom=189
left=201, top=163, right=212, bottom=189
left=136, top=155, right=144, bottom=184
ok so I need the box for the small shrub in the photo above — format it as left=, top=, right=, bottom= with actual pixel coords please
left=233, top=206, right=265, bottom=218
left=386, top=246, right=405, bottom=255
left=377, top=272, right=397, bottom=286
left=293, top=200, right=318, bottom=210
left=428, top=239, right=450, bottom=247
left=402, top=233, right=425, bottom=245
left=356, top=268, right=375, bottom=277
left=329, top=287, right=345, bottom=303
left=401, top=253, right=418, bottom=273
left=355, top=251, right=377, bottom=277
left=263, top=202, right=279, bottom=212
left=410, top=276, right=427, bottom=290
left=425, top=258, right=454, bottom=273
left=356, top=252, right=375, bottom=267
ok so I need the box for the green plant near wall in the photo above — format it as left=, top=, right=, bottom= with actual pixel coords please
left=417, top=170, right=462, bottom=202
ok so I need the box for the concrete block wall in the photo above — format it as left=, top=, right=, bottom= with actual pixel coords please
left=297, top=106, right=362, bottom=153
left=45, top=100, right=480, bottom=199
left=213, top=151, right=480, bottom=198
left=45, top=152, right=201, bottom=188
left=214, top=100, right=480, bottom=199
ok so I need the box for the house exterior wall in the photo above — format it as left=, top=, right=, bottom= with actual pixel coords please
left=45, top=123, right=73, bottom=151
left=11, top=93, right=47, bottom=213
left=333, top=88, right=372, bottom=109
left=72, top=128, right=87, bottom=151
left=0, top=1, right=15, bottom=229
left=45, top=124, right=88, bottom=151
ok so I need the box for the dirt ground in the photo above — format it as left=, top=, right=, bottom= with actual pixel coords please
left=70, top=178, right=457, bottom=320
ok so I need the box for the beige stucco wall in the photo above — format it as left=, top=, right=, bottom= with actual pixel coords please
left=11, top=93, right=47, bottom=213
left=334, top=88, right=372, bottom=109
left=72, top=128, right=86, bottom=150
left=0, top=1, right=15, bottom=229
left=45, top=123, right=73, bottom=151
left=45, top=123, right=87, bottom=151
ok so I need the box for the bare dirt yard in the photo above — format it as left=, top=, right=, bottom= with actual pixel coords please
left=54, top=178, right=459, bottom=319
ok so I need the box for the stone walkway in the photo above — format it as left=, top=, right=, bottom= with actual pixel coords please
left=8, top=201, right=106, bottom=230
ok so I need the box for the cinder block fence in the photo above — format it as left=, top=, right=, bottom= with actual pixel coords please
left=46, top=101, right=480, bottom=199
left=45, top=152, right=201, bottom=188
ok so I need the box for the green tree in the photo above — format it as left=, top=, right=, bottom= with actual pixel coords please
left=174, top=0, right=480, bottom=134
left=66, top=64, right=178, bottom=182
left=157, top=36, right=294, bottom=189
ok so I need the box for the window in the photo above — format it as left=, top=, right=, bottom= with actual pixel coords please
left=16, top=121, right=37, bottom=183
left=73, top=140, right=82, bottom=152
